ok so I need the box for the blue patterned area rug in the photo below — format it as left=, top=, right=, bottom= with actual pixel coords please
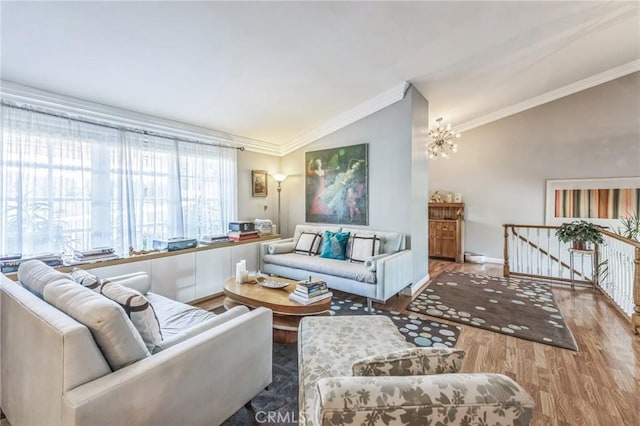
left=330, top=296, right=460, bottom=348
left=407, top=271, right=578, bottom=351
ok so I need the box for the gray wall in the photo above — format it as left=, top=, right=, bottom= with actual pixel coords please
left=236, top=150, right=281, bottom=224
left=429, top=72, right=640, bottom=260
left=280, top=86, right=430, bottom=283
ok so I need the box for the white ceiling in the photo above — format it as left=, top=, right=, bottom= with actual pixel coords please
left=2, top=1, right=639, bottom=152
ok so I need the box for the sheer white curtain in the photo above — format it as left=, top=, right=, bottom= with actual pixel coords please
left=1, top=104, right=238, bottom=256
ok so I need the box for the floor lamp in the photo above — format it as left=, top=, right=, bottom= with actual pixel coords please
left=271, top=173, right=288, bottom=235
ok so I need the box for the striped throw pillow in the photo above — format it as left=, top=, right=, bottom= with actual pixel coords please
left=99, top=281, right=163, bottom=352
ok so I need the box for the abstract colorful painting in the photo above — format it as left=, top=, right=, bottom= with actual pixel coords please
left=305, top=144, right=368, bottom=225
left=546, top=177, right=640, bottom=225
left=554, top=188, right=639, bottom=219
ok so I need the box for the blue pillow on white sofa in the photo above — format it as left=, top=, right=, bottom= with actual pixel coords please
left=319, top=231, right=350, bottom=260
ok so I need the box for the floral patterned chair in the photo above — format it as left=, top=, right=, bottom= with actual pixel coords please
left=298, top=316, right=534, bottom=426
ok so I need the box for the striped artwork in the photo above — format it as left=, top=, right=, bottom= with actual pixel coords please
left=554, top=188, right=640, bottom=219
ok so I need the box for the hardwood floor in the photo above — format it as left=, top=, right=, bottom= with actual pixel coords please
left=197, top=260, right=640, bottom=425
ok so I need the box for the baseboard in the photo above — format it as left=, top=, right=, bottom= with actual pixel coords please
left=401, top=274, right=429, bottom=296
left=484, top=257, right=504, bottom=264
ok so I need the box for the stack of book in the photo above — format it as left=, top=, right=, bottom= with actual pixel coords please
left=1, top=252, right=63, bottom=273
left=289, top=278, right=332, bottom=305
left=228, top=221, right=260, bottom=242
left=65, top=247, right=119, bottom=266
left=199, top=235, right=231, bottom=245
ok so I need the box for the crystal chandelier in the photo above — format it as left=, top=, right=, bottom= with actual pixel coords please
left=427, top=117, right=461, bottom=159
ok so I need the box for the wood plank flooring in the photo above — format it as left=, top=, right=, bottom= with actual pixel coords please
left=198, top=260, right=640, bottom=425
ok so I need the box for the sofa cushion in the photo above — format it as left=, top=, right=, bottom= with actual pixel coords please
left=293, top=225, right=341, bottom=245
left=17, top=259, right=73, bottom=299
left=263, top=253, right=376, bottom=284
left=352, top=347, right=465, bottom=376
left=44, top=279, right=149, bottom=370
left=151, top=305, right=250, bottom=353
left=71, top=268, right=102, bottom=291
left=348, top=234, right=381, bottom=263
left=319, top=231, right=350, bottom=260
left=100, top=281, right=163, bottom=353
left=147, top=292, right=217, bottom=340
left=294, top=232, right=322, bottom=255
left=341, top=227, right=405, bottom=254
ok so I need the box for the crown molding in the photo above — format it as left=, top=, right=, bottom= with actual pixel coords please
left=279, top=81, right=410, bottom=156
left=0, top=80, right=281, bottom=155
left=453, top=59, right=640, bottom=134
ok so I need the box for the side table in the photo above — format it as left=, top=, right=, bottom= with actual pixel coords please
left=568, top=248, right=596, bottom=292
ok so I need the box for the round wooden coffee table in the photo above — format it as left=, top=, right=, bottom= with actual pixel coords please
left=223, top=276, right=331, bottom=343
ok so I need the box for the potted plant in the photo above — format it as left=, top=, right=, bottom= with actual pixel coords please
left=555, top=220, right=605, bottom=250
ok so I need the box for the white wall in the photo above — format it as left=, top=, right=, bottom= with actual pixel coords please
left=279, top=86, right=430, bottom=283
left=429, top=72, right=640, bottom=260
left=236, top=150, right=281, bottom=224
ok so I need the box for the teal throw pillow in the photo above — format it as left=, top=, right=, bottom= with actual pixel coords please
left=319, top=231, right=351, bottom=260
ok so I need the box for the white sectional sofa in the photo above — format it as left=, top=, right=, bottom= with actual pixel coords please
left=0, top=261, right=272, bottom=426
left=260, top=225, right=413, bottom=309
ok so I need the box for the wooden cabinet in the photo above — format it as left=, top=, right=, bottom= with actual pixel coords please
left=428, top=203, right=464, bottom=263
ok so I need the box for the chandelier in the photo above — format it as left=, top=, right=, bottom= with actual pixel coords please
left=427, top=117, right=461, bottom=159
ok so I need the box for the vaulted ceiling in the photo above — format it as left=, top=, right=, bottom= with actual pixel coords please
left=2, top=1, right=639, bottom=154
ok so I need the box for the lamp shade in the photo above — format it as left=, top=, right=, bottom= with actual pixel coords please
left=271, top=173, right=288, bottom=182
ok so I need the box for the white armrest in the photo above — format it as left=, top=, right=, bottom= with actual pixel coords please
left=106, top=272, right=150, bottom=294
left=314, top=374, right=534, bottom=426
left=63, top=307, right=273, bottom=426
left=260, top=238, right=292, bottom=270
left=373, top=250, right=413, bottom=300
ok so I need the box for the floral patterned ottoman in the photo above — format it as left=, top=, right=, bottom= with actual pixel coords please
left=298, top=315, right=534, bottom=426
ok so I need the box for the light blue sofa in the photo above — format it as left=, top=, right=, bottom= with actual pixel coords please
left=260, top=225, right=413, bottom=309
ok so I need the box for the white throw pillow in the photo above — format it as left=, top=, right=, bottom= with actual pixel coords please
left=17, top=259, right=73, bottom=298
left=44, top=279, right=149, bottom=370
left=348, top=235, right=381, bottom=263
left=71, top=268, right=102, bottom=291
left=100, top=281, right=163, bottom=352
left=295, top=232, right=322, bottom=255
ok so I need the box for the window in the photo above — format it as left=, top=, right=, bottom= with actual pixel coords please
left=1, top=104, right=237, bottom=256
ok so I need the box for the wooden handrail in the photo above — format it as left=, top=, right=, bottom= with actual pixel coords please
left=502, top=223, right=640, bottom=248
left=601, top=229, right=640, bottom=248
left=503, top=224, right=559, bottom=230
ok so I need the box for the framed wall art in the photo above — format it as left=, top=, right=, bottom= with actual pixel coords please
left=305, top=143, right=368, bottom=225
left=252, top=170, right=268, bottom=197
left=545, top=177, right=640, bottom=226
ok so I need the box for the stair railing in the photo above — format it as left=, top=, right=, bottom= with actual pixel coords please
left=503, top=224, right=640, bottom=334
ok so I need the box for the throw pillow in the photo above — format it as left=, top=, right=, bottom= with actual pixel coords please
left=295, top=232, right=322, bottom=255
left=17, top=259, right=73, bottom=299
left=352, top=347, right=465, bottom=377
left=71, top=268, right=102, bottom=291
left=348, top=235, right=381, bottom=263
left=319, top=231, right=350, bottom=260
left=43, top=279, right=149, bottom=370
left=100, top=281, right=163, bottom=352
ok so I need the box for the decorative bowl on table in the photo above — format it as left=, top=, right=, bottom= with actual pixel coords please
left=258, top=278, right=290, bottom=289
